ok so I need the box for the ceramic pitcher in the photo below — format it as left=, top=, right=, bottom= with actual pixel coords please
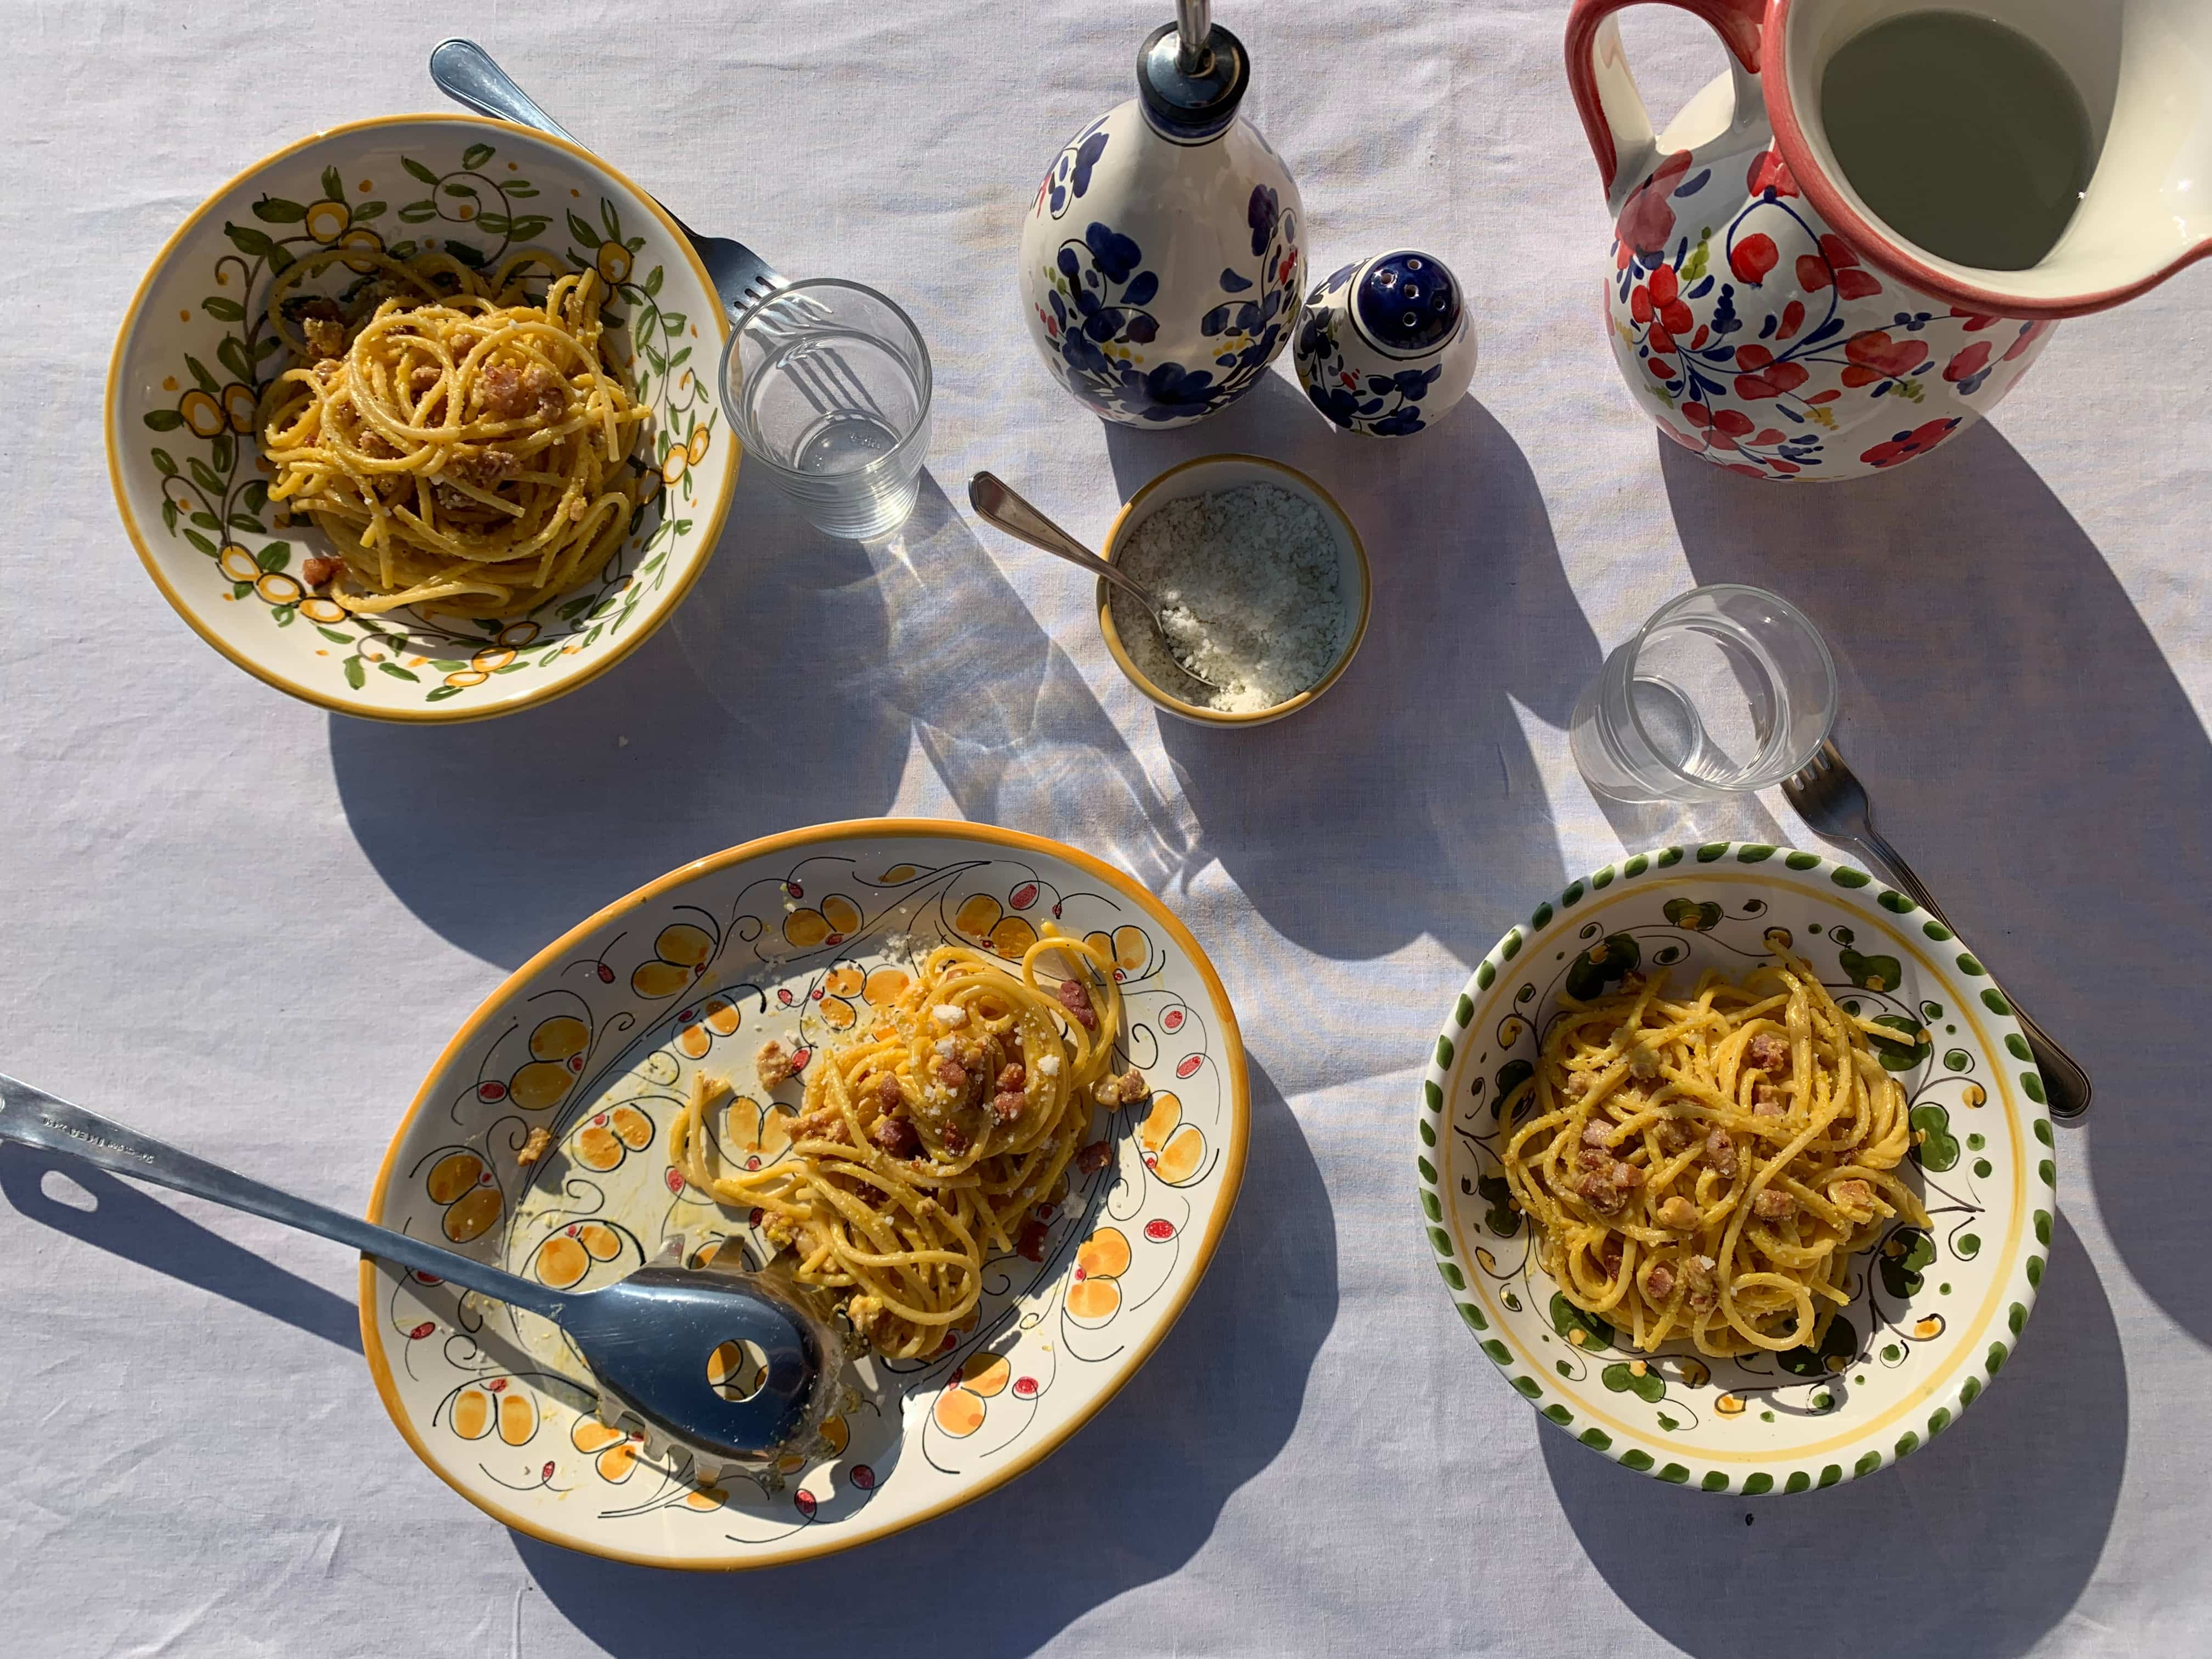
left=1018, top=2, right=1304, bottom=427
left=1567, top=0, right=2212, bottom=479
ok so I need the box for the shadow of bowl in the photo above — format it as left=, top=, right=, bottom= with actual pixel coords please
left=1541, top=1211, right=2123, bottom=1658
left=1098, top=374, right=1602, bottom=965
left=511, top=1056, right=1336, bottom=1641
left=329, top=467, right=1195, bottom=968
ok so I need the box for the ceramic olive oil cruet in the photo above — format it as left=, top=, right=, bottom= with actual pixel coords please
left=1019, top=1, right=1304, bottom=427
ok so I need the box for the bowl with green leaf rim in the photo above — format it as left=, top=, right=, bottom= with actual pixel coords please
left=1418, top=842, right=2053, bottom=1493
left=105, top=114, right=738, bottom=723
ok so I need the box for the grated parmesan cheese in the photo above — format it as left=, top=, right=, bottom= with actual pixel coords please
left=1111, top=482, right=1350, bottom=714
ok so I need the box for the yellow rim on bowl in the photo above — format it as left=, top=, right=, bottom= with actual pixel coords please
left=103, top=113, right=740, bottom=725
left=1096, top=453, right=1372, bottom=726
left=357, top=817, right=1250, bottom=1568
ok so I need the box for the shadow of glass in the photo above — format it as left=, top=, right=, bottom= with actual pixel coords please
left=0, top=1143, right=362, bottom=1353
left=672, top=471, right=1192, bottom=893
left=330, top=470, right=1184, bottom=969
left=1541, top=1211, right=2123, bottom=1657
left=511, top=1055, right=1334, bottom=1642
left=1658, top=422, right=2212, bottom=1345
left=1095, top=374, right=1601, bottom=964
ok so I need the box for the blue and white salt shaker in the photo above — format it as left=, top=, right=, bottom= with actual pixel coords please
left=1294, top=251, right=1477, bottom=436
left=1017, top=2, right=1305, bottom=427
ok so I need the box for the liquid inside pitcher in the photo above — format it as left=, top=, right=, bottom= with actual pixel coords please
left=1820, top=10, right=2094, bottom=272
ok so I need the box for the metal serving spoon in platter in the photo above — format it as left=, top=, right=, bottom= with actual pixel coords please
left=0, top=1073, right=840, bottom=1476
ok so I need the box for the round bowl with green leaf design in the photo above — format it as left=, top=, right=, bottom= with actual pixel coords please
left=105, top=115, right=738, bottom=722
left=1418, top=843, right=2053, bottom=1493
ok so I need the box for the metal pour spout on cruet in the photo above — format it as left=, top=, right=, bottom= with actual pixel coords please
left=1175, top=0, right=1212, bottom=71
left=1142, top=0, right=1243, bottom=125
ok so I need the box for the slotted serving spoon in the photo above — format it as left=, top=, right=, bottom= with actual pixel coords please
left=0, top=1073, right=839, bottom=1474
left=968, top=471, right=1227, bottom=690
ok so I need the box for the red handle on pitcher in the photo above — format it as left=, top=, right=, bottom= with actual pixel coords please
left=1566, top=0, right=1766, bottom=195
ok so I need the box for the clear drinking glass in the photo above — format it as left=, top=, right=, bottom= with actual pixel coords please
left=718, top=279, right=932, bottom=539
left=1569, top=584, right=1838, bottom=803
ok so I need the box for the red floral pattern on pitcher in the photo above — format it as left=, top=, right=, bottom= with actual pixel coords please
left=1860, top=417, right=1963, bottom=469
left=1606, top=140, right=2059, bottom=479
left=1620, top=151, right=1694, bottom=258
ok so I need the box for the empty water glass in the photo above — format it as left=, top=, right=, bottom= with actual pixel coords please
left=718, top=279, right=932, bottom=540
left=1570, top=584, right=1837, bottom=804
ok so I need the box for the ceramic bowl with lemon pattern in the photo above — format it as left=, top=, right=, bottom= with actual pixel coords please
left=105, top=115, right=738, bottom=722
left=1419, top=843, right=2053, bottom=1494
left=362, top=820, right=1248, bottom=1567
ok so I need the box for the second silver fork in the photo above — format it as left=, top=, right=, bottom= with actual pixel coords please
left=1781, top=738, right=2090, bottom=1121
left=428, top=38, right=877, bottom=421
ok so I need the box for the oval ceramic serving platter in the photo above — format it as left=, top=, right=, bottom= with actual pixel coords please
left=105, top=115, right=738, bottom=722
left=362, top=821, right=1248, bottom=1567
left=1419, top=843, right=2053, bottom=1494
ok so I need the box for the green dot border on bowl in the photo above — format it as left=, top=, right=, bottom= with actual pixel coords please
left=1413, top=841, right=2054, bottom=1497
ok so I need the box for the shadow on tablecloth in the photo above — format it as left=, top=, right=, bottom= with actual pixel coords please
left=1102, top=375, right=1601, bottom=965
left=1543, top=1210, right=2123, bottom=1658
left=0, top=1144, right=363, bottom=1353
left=1659, top=420, right=2212, bottom=1350
left=510, top=1054, right=1334, bottom=1648
left=328, top=469, right=1187, bottom=969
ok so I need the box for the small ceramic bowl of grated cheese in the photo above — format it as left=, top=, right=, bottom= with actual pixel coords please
left=1099, top=454, right=1370, bottom=725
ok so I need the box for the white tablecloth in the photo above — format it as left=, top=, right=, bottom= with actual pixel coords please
left=4, top=2, right=2207, bottom=1653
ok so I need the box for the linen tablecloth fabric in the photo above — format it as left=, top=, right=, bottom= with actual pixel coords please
left=2, top=2, right=2205, bottom=1654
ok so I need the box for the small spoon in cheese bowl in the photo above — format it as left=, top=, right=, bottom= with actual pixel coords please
left=968, top=471, right=1228, bottom=692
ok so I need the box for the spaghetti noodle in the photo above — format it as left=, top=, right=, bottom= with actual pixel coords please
left=1500, top=950, right=1928, bottom=1357
left=257, top=247, right=649, bottom=617
left=669, top=930, right=1137, bottom=1359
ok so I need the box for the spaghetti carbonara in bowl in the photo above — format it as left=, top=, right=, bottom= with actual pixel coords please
left=258, top=250, right=649, bottom=619
left=106, top=115, right=737, bottom=722
left=1503, top=951, right=1929, bottom=1359
left=1421, top=844, right=2051, bottom=1495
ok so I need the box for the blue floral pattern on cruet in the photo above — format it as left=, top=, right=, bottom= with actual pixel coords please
left=1018, top=10, right=1304, bottom=428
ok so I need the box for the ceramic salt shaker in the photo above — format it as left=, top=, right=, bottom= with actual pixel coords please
left=1018, top=1, right=1305, bottom=427
left=1294, top=251, right=1477, bottom=436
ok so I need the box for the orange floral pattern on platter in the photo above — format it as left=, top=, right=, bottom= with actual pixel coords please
left=369, top=840, right=1238, bottom=1565
left=420, top=1148, right=503, bottom=1243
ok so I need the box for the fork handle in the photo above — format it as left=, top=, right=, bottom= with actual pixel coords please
left=430, top=38, right=725, bottom=269
left=1839, top=833, right=2091, bottom=1123
left=430, top=40, right=582, bottom=144
left=0, top=1073, right=571, bottom=1318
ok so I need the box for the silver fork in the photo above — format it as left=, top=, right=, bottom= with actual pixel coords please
left=427, top=39, right=872, bottom=419
left=1782, top=739, right=2089, bottom=1121
left=431, top=38, right=795, bottom=315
